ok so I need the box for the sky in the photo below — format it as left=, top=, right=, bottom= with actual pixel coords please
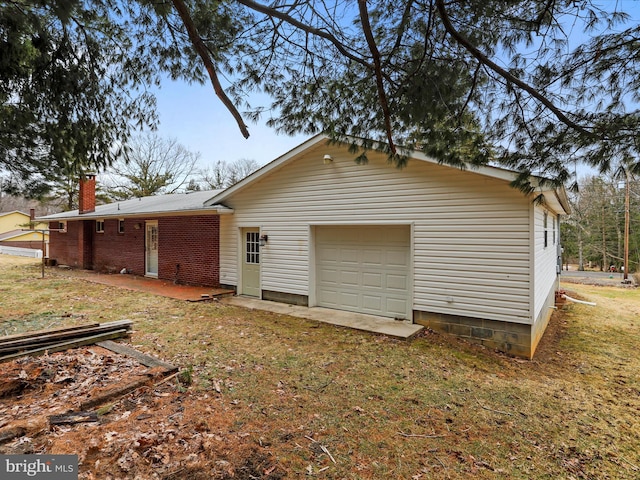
left=149, top=1, right=640, bottom=175
left=151, top=80, right=307, bottom=169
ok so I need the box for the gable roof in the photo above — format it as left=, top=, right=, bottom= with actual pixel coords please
left=0, top=229, right=47, bottom=242
left=0, top=210, right=29, bottom=219
left=205, top=134, right=570, bottom=215
left=38, top=189, right=232, bottom=222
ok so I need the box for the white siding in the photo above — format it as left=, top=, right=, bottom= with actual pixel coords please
left=533, top=206, right=559, bottom=323
left=219, top=142, right=533, bottom=324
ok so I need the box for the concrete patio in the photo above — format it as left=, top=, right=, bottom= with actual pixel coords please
left=220, top=296, right=424, bottom=339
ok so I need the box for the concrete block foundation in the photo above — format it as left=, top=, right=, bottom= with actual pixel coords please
left=414, top=310, right=533, bottom=358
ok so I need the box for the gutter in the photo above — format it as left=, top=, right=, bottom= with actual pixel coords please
left=37, top=206, right=234, bottom=223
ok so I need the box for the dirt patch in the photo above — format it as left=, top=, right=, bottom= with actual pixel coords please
left=0, top=346, right=284, bottom=479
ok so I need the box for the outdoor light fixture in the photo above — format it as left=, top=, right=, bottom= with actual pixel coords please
left=259, top=234, right=268, bottom=246
left=323, top=154, right=333, bottom=164
left=134, top=223, right=141, bottom=230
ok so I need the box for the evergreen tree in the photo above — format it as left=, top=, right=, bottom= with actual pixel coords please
left=0, top=0, right=241, bottom=195
left=5, top=0, right=640, bottom=193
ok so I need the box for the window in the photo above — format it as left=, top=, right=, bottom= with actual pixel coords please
left=96, top=220, right=105, bottom=233
left=543, top=211, right=548, bottom=248
left=118, top=219, right=125, bottom=234
left=552, top=216, right=556, bottom=245
left=58, top=221, right=66, bottom=233
left=245, top=231, right=260, bottom=264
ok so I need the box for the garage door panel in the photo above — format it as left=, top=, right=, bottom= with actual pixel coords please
left=340, top=248, right=360, bottom=263
left=386, top=250, right=409, bottom=267
left=319, top=268, right=339, bottom=284
left=339, top=292, right=360, bottom=308
left=316, top=226, right=410, bottom=319
left=340, top=270, right=359, bottom=286
left=320, top=245, right=339, bottom=257
left=362, top=294, right=382, bottom=311
left=319, top=289, right=338, bottom=305
left=386, top=298, right=410, bottom=317
left=362, top=249, right=383, bottom=265
left=362, top=272, right=382, bottom=288
left=386, top=273, right=408, bottom=290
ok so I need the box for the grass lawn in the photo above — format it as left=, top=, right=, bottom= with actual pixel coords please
left=1, top=255, right=639, bottom=479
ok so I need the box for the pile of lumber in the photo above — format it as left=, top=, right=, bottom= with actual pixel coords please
left=0, top=320, right=133, bottom=363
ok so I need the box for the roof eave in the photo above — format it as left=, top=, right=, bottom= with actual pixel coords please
left=37, top=206, right=234, bottom=222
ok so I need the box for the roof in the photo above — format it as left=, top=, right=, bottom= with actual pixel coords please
left=205, top=134, right=571, bottom=215
left=0, top=229, right=46, bottom=241
left=0, top=229, right=25, bottom=241
left=0, top=210, right=29, bottom=218
left=38, top=189, right=232, bottom=222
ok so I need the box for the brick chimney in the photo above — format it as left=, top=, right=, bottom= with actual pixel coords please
left=29, top=208, right=35, bottom=229
left=78, top=174, right=96, bottom=214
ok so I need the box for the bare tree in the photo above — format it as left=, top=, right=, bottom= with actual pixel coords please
left=104, top=133, right=200, bottom=200
left=200, top=161, right=230, bottom=189
left=200, top=158, right=260, bottom=189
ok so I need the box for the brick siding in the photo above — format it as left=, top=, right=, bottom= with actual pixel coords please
left=49, top=221, right=81, bottom=267
left=157, top=216, right=219, bottom=286
left=48, top=215, right=220, bottom=286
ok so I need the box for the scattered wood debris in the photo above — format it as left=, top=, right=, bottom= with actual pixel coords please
left=49, top=411, right=99, bottom=426
left=0, top=333, right=176, bottom=449
left=0, top=320, right=133, bottom=363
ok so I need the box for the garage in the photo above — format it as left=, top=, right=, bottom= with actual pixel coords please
left=315, top=225, right=411, bottom=319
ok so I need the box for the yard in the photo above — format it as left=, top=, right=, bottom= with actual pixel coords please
left=0, top=255, right=639, bottom=479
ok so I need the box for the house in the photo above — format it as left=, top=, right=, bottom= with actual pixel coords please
left=41, top=135, right=570, bottom=358
left=41, top=175, right=230, bottom=286
left=207, top=135, right=569, bottom=358
left=0, top=210, right=49, bottom=253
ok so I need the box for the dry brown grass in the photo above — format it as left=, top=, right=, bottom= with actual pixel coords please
left=1, top=256, right=639, bottom=479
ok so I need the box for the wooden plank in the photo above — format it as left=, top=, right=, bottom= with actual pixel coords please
left=0, top=320, right=132, bottom=347
left=0, top=323, right=100, bottom=342
left=79, top=377, right=153, bottom=411
left=0, top=320, right=134, bottom=354
left=0, top=330, right=130, bottom=363
left=96, top=340, right=177, bottom=373
left=0, top=426, right=26, bottom=445
left=49, top=411, right=98, bottom=425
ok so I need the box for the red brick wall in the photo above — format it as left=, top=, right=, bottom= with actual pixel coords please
left=158, top=216, right=219, bottom=286
left=48, top=215, right=220, bottom=286
left=92, top=218, right=144, bottom=274
left=49, top=221, right=81, bottom=267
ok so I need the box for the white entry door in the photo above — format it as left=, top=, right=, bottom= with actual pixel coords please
left=316, top=225, right=411, bottom=319
left=145, top=221, right=159, bottom=277
left=242, top=228, right=260, bottom=297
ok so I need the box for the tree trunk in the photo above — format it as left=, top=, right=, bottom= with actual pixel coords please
left=578, top=229, right=584, bottom=271
left=601, top=200, right=607, bottom=271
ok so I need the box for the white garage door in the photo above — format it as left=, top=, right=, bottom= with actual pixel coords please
left=316, top=225, right=411, bottom=319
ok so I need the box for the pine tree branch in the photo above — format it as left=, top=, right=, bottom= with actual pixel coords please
left=236, top=0, right=374, bottom=71
left=435, top=0, right=592, bottom=137
left=358, top=0, right=396, bottom=154
left=170, top=0, right=250, bottom=139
